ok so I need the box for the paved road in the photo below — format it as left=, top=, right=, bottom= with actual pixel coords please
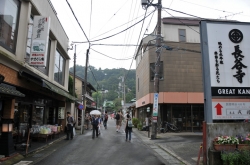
left=29, top=120, right=167, bottom=165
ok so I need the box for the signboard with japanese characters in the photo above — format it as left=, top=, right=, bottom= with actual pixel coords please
left=212, top=102, right=250, bottom=120
left=206, top=23, right=250, bottom=96
left=29, top=16, right=50, bottom=67
left=58, top=107, right=65, bottom=119
left=200, top=21, right=250, bottom=122
left=153, top=93, right=158, bottom=120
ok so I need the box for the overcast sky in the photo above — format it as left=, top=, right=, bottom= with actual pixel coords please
left=50, top=0, right=250, bottom=70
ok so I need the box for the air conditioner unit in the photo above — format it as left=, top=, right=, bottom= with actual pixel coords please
left=141, top=0, right=148, bottom=5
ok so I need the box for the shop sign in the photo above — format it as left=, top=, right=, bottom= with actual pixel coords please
left=206, top=23, right=250, bottom=96
left=212, top=102, right=250, bottom=120
left=153, top=93, right=158, bottom=117
left=29, top=16, right=50, bottom=67
left=58, top=107, right=65, bottom=119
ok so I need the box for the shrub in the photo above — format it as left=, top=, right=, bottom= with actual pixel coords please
left=132, top=118, right=139, bottom=128
left=137, top=121, right=143, bottom=131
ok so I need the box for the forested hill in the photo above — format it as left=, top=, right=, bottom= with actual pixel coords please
left=69, top=65, right=136, bottom=102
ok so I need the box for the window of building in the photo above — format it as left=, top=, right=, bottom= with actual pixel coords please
left=0, top=0, right=20, bottom=52
left=150, top=61, right=163, bottom=81
left=54, top=50, right=65, bottom=85
left=178, top=29, right=186, bottom=42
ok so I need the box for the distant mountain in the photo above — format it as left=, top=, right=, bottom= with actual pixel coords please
left=69, top=65, right=136, bottom=103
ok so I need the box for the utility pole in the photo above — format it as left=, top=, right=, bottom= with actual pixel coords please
left=81, top=48, right=89, bottom=135
left=73, top=45, right=76, bottom=98
left=152, top=0, right=162, bottom=140
left=141, top=0, right=162, bottom=139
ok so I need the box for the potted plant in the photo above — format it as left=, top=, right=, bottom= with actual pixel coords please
left=236, top=134, right=250, bottom=150
left=213, top=136, right=239, bottom=151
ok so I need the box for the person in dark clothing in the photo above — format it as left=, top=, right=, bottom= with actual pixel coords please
left=125, top=114, right=133, bottom=142
left=66, top=112, right=74, bottom=140
left=92, top=115, right=100, bottom=139
left=103, top=111, right=108, bottom=129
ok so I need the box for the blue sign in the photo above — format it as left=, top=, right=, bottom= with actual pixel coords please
left=78, top=104, right=84, bottom=110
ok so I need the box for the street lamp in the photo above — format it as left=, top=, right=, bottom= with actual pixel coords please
left=0, top=119, right=15, bottom=157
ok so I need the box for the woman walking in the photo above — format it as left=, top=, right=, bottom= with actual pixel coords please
left=125, top=114, right=133, bottom=142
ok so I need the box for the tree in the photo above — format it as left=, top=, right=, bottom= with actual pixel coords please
left=113, top=98, right=123, bottom=111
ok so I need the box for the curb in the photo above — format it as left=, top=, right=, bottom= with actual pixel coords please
left=133, top=128, right=191, bottom=165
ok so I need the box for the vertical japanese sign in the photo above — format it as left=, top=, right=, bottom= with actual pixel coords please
left=200, top=21, right=250, bottom=121
left=153, top=93, right=158, bottom=117
left=29, top=16, right=50, bottom=67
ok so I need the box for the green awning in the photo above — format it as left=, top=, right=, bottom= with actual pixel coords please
left=0, top=83, right=25, bottom=97
left=42, top=80, right=76, bottom=101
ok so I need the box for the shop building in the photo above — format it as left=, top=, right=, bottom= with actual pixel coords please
left=0, top=0, right=75, bottom=156
left=135, top=17, right=204, bottom=132
left=69, top=72, right=96, bottom=129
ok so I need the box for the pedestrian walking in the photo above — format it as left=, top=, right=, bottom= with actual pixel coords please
left=125, top=114, right=133, bottom=142
left=115, top=111, right=121, bottom=132
left=85, top=112, right=90, bottom=130
left=65, top=112, right=75, bottom=140
left=103, top=111, right=108, bottom=129
left=92, top=115, right=100, bottom=139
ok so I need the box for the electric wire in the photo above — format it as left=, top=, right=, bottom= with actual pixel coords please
left=90, top=10, right=154, bottom=40
left=73, top=9, right=156, bottom=44
left=178, top=0, right=234, bottom=14
left=66, top=0, right=90, bottom=46
left=88, top=63, right=101, bottom=90
left=89, top=0, right=93, bottom=38
left=164, top=9, right=200, bottom=34
left=93, top=0, right=129, bottom=38
left=124, top=8, right=149, bottom=82
left=162, top=7, right=204, bottom=19
left=91, top=48, right=133, bottom=60
left=91, top=44, right=139, bottom=46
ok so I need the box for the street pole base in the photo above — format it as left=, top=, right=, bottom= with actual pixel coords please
left=151, top=134, right=156, bottom=140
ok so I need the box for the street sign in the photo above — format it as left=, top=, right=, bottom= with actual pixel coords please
left=212, top=102, right=250, bottom=120
left=78, top=104, right=84, bottom=110
left=152, top=116, right=157, bottom=123
left=153, top=93, right=158, bottom=117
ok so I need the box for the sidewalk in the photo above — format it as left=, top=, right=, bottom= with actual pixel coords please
left=0, top=131, right=72, bottom=165
left=132, top=128, right=203, bottom=165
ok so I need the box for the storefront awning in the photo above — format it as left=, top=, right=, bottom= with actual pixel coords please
left=42, top=80, right=76, bottom=101
left=0, top=83, right=25, bottom=97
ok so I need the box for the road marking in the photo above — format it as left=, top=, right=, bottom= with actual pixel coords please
left=13, top=161, right=33, bottom=165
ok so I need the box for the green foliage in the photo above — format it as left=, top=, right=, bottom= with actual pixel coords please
left=68, top=76, right=77, bottom=97
left=132, top=118, right=139, bottom=128
left=137, top=121, right=143, bottom=131
left=221, top=150, right=250, bottom=165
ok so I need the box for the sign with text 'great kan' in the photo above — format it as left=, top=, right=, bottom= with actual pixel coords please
left=206, top=23, right=250, bottom=96
left=212, top=102, right=250, bottom=120
left=29, top=16, right=50, bottom=67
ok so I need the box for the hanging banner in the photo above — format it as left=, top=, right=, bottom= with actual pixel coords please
left=153, top=93, right=158, bottom=117
left=29, top=16, right=50, bottom=67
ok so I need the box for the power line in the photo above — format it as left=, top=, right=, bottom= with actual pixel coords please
left=73, top=9, right=156, bottom=44
left=90, top=48, right=133, bottom=60
left=91, top=44, right=139, bottom=46
left=66, top=0, right=90, bottom=45
left=93, top=0, right=129, bottom=38
left=89, top=0, right=93, bottom=38
left=163, top=9, right=200, bottom=34
left=178, top=0, right=234, bottom=14
left=162, top=7, right=204, bottom=19
left=90, top=10, right=155, bottom=40
left=124, top=7, right=149, bottom=82
left=88, top=64, right=101, bottom=90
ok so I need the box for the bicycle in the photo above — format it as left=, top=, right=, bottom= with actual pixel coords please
left=162, top=121, right=180, bottom=133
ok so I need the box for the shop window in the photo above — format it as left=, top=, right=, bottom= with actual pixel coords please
left=150, top=61, right=163, bottom=81
left=54, top=49, right=65, bottom=85
left=0, top=0, right=20, bottom=52
left=179, top=29, right=186, bottom=42
left=26, top=15, right=51, bottom=75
